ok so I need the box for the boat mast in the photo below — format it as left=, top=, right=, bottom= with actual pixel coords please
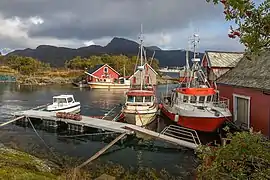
left=139, top=24, right=143, bottom=90
left=188, top=33, right=200, bottom=88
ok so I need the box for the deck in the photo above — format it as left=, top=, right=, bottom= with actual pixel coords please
left=11, top=109, right=200, bottom=150
left=13, top=110, right=131, bottom=134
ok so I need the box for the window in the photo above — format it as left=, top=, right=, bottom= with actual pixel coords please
left=104, top=67, right=108, bottom=73
left=199, top=96, right=205, bottom=103
left=135, top=96, right=143, bottom=102
left=145, top=76, right=150, bottom=84
left=183, top=96, right=189, bottom=103
left=207, top=95, right=212, bottom=103
left=145, top=96, right=152, bottom=102
left=54, top=98, right=67, bottom=104
left=127, top=96, right=134, bottom=102
left=190, top=96, right=196, bottom=103
left=133, top=77, right=136, bottom=84
left=67, top=97, right=73, bottom=103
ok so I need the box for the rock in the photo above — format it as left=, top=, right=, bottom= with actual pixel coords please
left=95, top=173, right=116, bottom=180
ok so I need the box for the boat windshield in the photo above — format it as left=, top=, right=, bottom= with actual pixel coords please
left=53, top=98, right=67, bottom=104
left=145, top=96, right=152, bottom=102
left=127, top=96, right=135, bottom=102
left=135, top=96, right=143, bottom=102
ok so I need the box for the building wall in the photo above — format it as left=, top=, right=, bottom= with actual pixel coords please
left=92, top=65, right=119, bottom=79
left=218, top=84, right=270, bottom=137
left=131, top=65, right=157, bottom=86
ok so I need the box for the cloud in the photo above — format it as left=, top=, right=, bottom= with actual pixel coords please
left=0, top=0, right=245, bottom=52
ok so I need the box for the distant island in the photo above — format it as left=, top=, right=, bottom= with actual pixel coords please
left=6, top=37, right=204, bottom=67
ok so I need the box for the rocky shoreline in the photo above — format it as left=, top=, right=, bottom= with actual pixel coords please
left=16, top=76, right=76, bottom=86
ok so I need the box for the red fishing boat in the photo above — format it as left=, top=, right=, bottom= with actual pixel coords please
left=160, top=34, right=232, bottom=132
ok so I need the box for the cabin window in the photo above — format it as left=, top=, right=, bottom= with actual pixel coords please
left=199, top=96, right=205, bottom=103
left=183, top=96, right=189, bottom=103
left=54, top=98, right=66, bottom=104
left=104, top=67, right=108, bottom=73
left=144, top=96, right=152, bottom=102
left=135, top=96, right=143, bottom=102
left=127, top=96, right=135, bottom=102
left=207, top=95, right=212, bottom=103
left=67, top=97, right=73, bottom=103
left=190, top=96, right=196, bottom=103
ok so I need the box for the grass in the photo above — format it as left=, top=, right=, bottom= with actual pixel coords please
left=0, top=147, right=58, bottom=180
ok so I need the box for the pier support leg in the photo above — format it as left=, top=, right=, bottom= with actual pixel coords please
left=77, top=132, right=127, bottom=169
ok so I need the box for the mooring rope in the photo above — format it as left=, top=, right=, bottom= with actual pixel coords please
left=27, top=117, right=63, bottom=165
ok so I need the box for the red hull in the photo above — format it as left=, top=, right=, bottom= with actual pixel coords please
left=160, top=104, right=226, bottom=132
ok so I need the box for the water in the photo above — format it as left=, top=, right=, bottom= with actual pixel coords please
left=0, top=83, right=197, bottom=178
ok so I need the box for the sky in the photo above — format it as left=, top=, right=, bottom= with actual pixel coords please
left=0, top=0, right=245, bottom=55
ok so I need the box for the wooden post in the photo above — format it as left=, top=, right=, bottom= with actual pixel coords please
left=0, top=116, right=25, bottom=127
left=77, top=132, right=127, bottom=169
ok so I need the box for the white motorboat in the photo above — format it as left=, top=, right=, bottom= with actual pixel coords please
left=46, top=95, right=81, bottom=113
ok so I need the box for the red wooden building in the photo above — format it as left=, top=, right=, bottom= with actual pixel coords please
left=217, top=50, right=270, bottom=138
left=201, top=51, right=244, bottom=88
left=85, top=64, right=120, bottom=83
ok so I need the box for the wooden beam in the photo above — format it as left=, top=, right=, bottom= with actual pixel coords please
left=0, top=116, right=25, bottom=127
left=77, top=132, right=127, bottom=169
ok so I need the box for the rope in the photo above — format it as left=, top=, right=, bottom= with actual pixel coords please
left=27, top=117, right=63, bottom=165
left=57, top=131, right=119, bottom=138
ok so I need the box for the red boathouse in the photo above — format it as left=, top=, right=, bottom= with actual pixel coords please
left=85, top=64, right=120, bottom=83
left=217, top=50, right=270, bottom=138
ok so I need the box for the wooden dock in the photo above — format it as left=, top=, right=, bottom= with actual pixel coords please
left=11, top=109, right=200, bottom=150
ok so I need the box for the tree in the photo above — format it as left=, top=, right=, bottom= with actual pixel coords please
left=196, top=131, right=270, bottom=179
left=207, top=0, right=270, bottom=52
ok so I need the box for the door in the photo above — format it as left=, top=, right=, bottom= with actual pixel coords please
left=233, top=94, right=250, bottom=129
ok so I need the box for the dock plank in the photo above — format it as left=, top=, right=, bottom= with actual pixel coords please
left=13, top=110, right=132, bottom=134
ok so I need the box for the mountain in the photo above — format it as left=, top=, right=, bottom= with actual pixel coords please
left=6, top=37, right=204, bottom=67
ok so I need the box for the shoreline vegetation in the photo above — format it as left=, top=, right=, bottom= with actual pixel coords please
left=0, top=55, right=177, bottom=86
left=0, top=143, right=187, bottom=179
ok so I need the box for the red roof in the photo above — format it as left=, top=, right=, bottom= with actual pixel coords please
left=126, top=90, right=154, bottom=96
left=175, top=88, right=215, bottom=96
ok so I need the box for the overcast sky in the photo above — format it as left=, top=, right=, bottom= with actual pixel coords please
left=0, top=0, right=245, bottom=54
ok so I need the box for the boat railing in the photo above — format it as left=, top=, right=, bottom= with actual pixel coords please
left=213, top=96, right=230, bottom=110
left=161, top=125, right=201, bottom=145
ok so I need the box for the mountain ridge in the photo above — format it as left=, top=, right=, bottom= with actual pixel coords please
left=6, top=37, right=204, bottom=67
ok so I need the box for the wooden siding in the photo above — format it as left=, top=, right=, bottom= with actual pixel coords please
left=131, top=65, right=157, bottom=86
left=218, top=84, right=270, bottom=138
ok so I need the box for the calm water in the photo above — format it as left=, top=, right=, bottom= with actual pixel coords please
left=0, top=83, right=197, bottom=177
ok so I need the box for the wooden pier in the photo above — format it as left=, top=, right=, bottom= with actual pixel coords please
left=10, top=109, right=200, bottom=150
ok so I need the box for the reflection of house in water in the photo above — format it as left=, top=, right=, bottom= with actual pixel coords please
left=201, top=51, right=244, bottom=87
left=217, top=50, right=270, bottom=138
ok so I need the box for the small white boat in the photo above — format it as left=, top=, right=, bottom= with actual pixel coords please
left=46, top=95, right=81, bottom=113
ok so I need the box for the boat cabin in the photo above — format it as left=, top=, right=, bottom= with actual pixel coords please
left=165, top=87, right=227, bottom=108
left=52, top=95, right=75, bottom=105
left=125, top=90, right=155, bottom=105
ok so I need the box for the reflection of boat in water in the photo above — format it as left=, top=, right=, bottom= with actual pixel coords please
left=121, top=25, right=158, bottom=127
left=45, top=94, right=81, bottom=113
left=160, top=34, right=232, bottom=132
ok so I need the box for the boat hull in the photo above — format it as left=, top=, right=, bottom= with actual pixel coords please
left=46, top=105, right=81, bottom=114
left=124, top=112, right=157, bottom=127
left=160, top=104, right=228, bottom=132
left=88, top=82, right=130, bottom=89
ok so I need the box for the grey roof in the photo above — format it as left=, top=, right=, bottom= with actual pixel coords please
left=205, top=51, right=244, bottom=68
left=87, top=64, right=103, bottom=74
left=217, top=49, right=270, bottom=90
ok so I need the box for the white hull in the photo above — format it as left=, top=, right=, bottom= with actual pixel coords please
left=88, top=82, right=130, bottom=89
left=46, top=104, right=81, bottom=114
left=123, top=104, right=158, bottom=126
